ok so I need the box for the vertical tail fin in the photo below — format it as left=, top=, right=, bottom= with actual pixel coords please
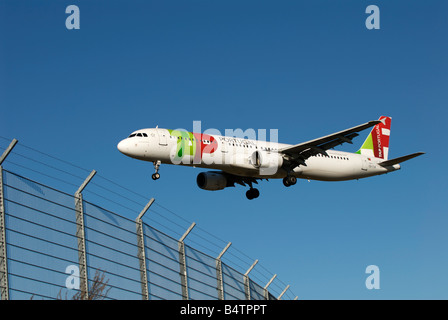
left=356, top=116, right=392, bottom=160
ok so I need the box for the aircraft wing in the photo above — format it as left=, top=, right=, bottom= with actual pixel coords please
left=279, top=120, right=381, bottom=166
left=219, top=171, right=265, bottom=188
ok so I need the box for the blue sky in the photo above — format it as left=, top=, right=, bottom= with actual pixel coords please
left=1, top=0, right=447, bottom=299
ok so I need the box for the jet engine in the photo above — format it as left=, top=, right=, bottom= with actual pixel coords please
left=250, top=151, right=283, bottom=171
left=196, top=172, right=228, bottom=191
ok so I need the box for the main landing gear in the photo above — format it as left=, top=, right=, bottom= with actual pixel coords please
left=244, top=179, right=260, bottom=200
left=283, top=175, right=297, bottom=187
left=152, top=160, right=161, bottom=180
left=246, top=188, right=260, bottom=200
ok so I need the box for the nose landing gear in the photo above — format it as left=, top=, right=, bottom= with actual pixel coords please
left=151, top=173, right=160, bottom=180
left=152, top=160, right=161, bottom=180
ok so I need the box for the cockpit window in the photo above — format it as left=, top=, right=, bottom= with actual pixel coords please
left=128, top=132, right=148, bottom=138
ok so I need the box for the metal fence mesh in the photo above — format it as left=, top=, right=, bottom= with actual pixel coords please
left=3, top=170, right=78, bottom=299
left=1, top=168, right=294, bottom=300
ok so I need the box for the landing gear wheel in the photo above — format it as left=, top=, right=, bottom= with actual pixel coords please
left=246, top=188, right=260, bottom=200
left=283, top=175, right=297, bottom=187
left=288, top=175, right=297, bottom=185
left=152, top=160, right=161, bottom=180
left=152, top=173, right=160, bottom=180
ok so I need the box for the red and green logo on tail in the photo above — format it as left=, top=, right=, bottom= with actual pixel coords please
left=356, top=116, right=392, bottom=160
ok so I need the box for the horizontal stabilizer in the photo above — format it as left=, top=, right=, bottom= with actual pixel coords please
left=378, top=152, right=425, bottom=166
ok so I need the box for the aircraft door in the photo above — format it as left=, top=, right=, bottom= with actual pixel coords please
left=157, top=128, right=168, bottom=146
left=361, top=158, right=368, bottom=171
left=220, top=140, right=228, bottom=153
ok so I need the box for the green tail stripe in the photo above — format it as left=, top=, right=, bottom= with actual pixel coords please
left=357, top=133, right=374, bottom=153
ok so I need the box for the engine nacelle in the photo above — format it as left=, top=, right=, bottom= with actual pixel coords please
left=197, top=172, right=228, bottom=191
left=250, top=151, right=283, bottom=171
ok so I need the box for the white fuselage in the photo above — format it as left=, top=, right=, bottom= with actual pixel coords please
left=117, top=128, right=400, bottom=181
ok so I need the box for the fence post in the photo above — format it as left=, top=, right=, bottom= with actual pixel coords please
left=216, top=242, right=231, bottom=300
left=0, top=139, right=18, bottom=300
left=277, top=284, right=290, bottom=300
left=135, top=198, right=154, bottom=300
left=244, top=259, right=258, bottom=300
left=263, top=274, right=277, bottom=300
left=74, top=169, right=96, bottom=300
left=178, top=222, right=196, bottom=300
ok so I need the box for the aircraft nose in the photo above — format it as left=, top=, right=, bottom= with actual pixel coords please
left=117, top=139, right=129, bottom=154
left=117, top=137, right=146, bottom=159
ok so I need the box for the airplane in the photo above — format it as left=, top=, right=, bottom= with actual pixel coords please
left=117, top=116, right=424, bottom=199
